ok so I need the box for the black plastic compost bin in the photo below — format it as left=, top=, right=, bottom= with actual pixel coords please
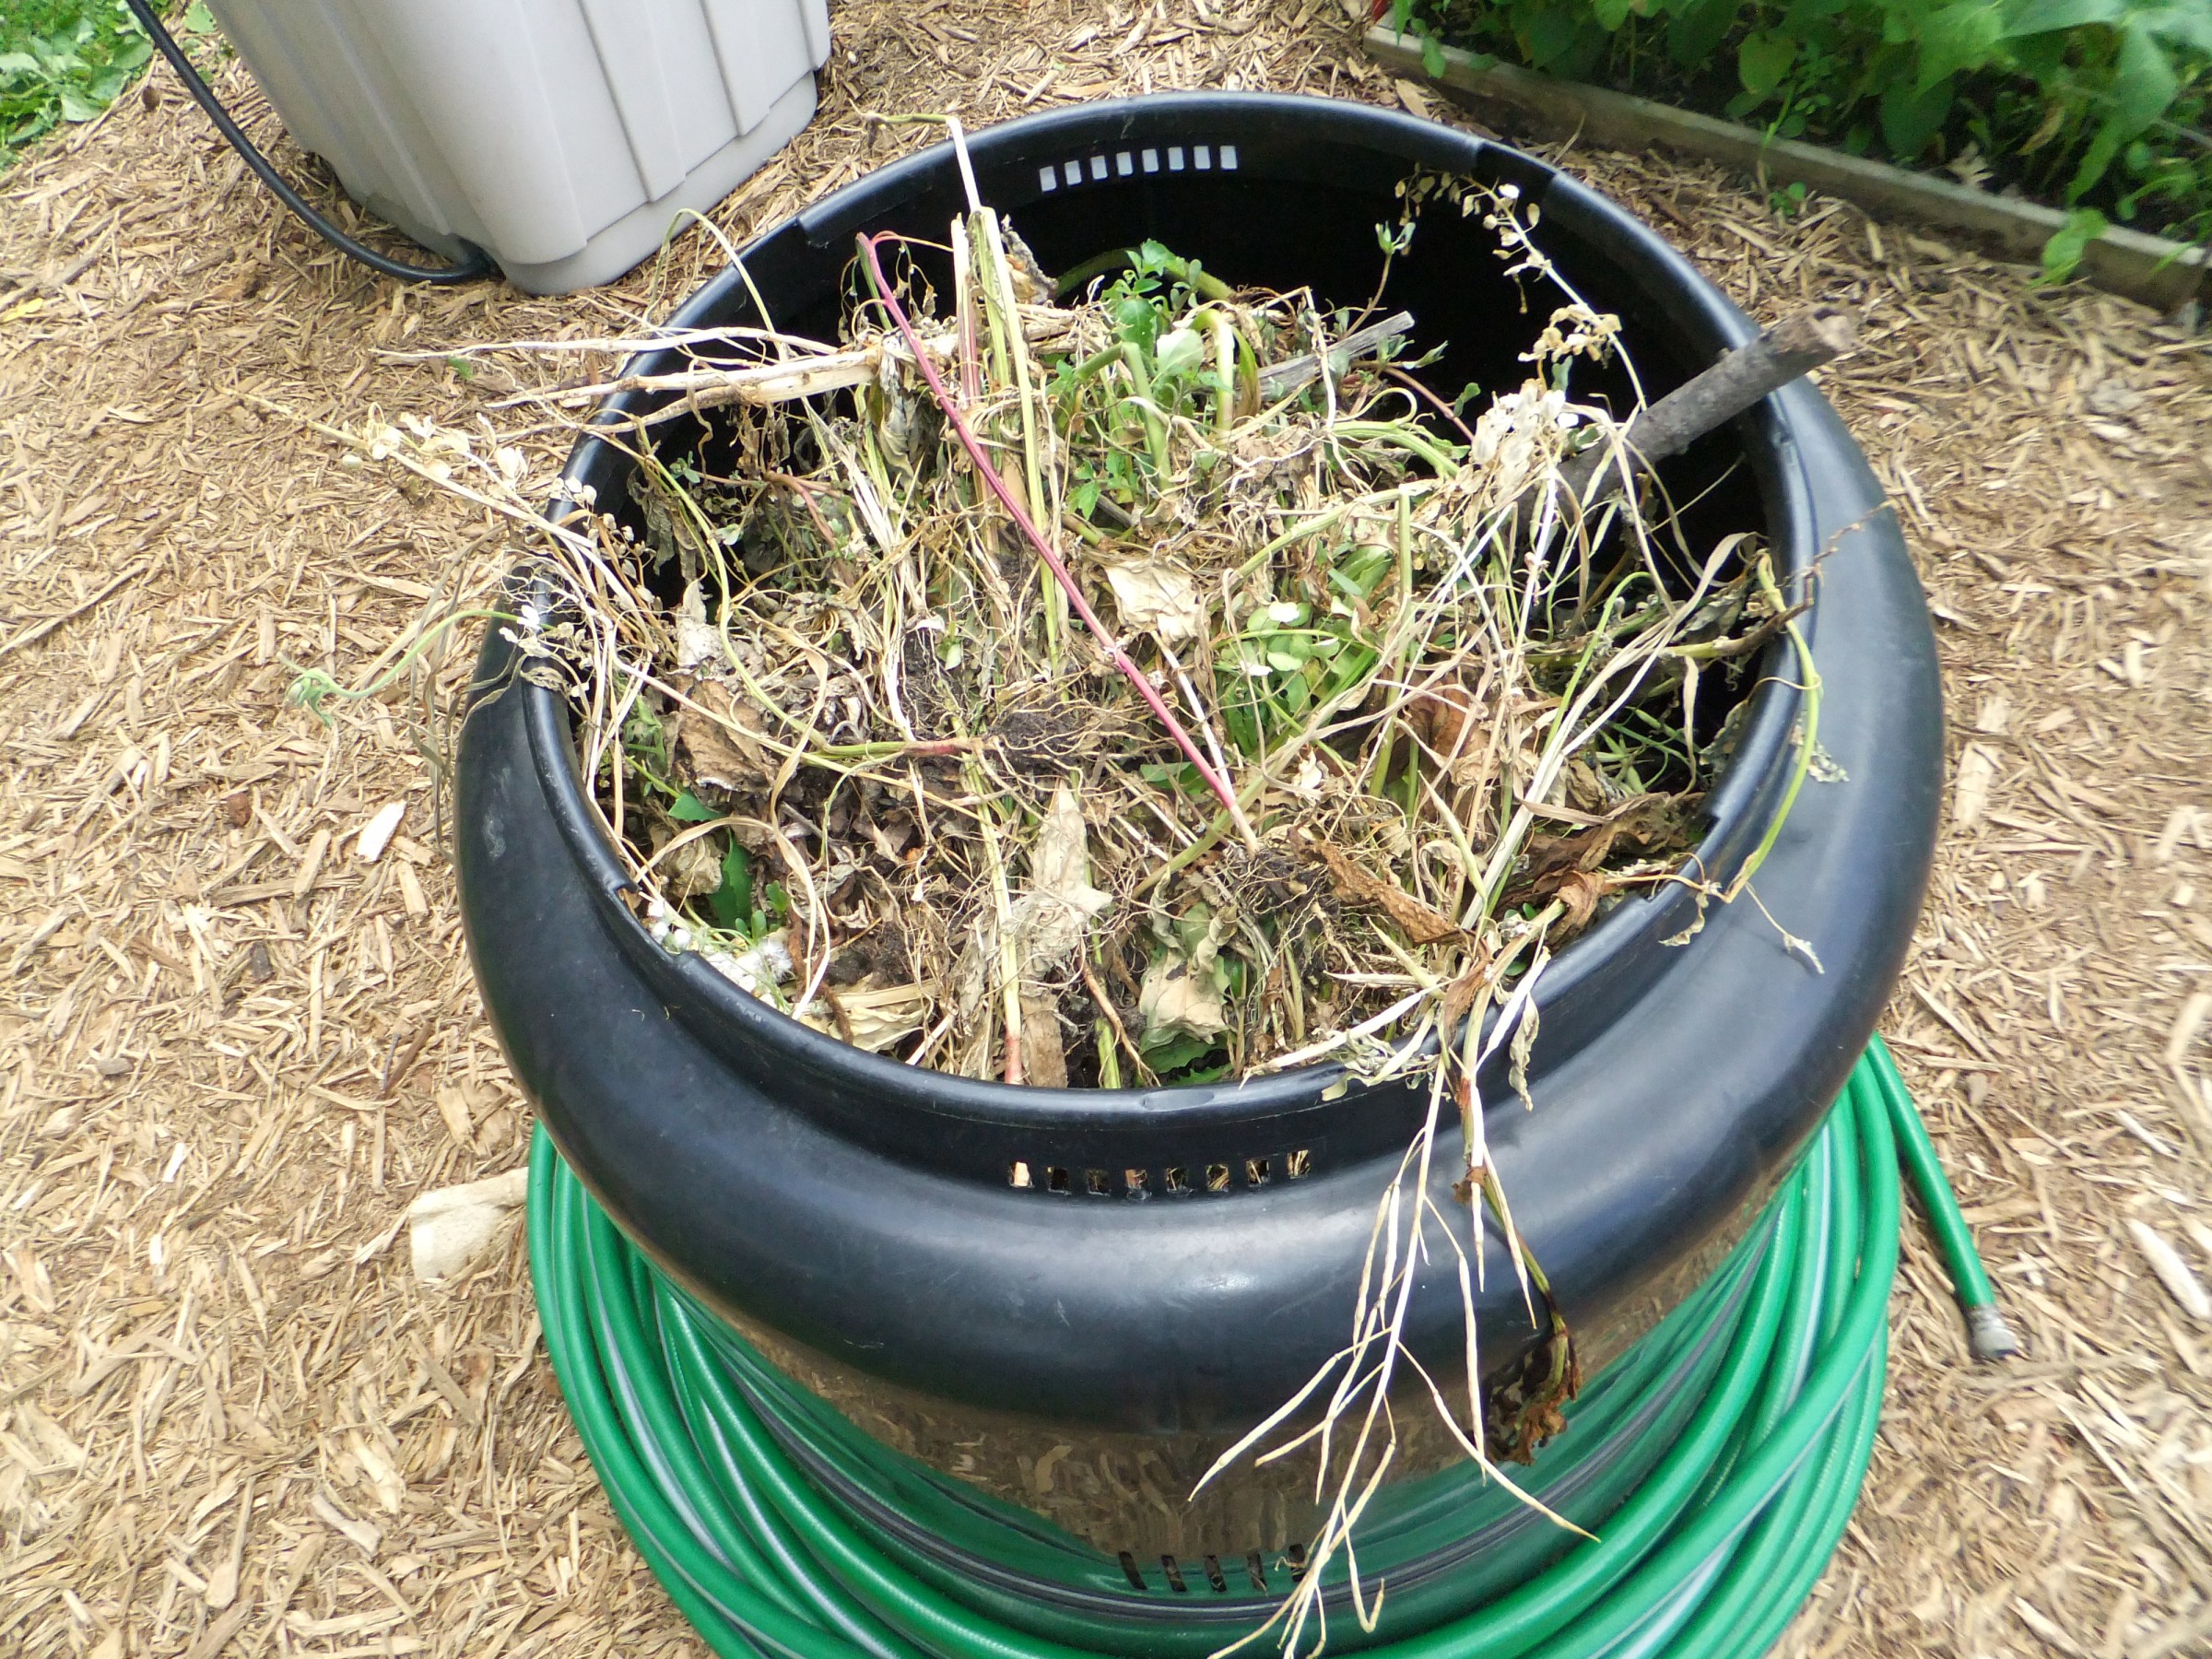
left=455, top=95, right=1941, bottom=1576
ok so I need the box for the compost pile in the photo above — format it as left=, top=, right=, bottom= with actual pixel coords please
left=531, top=180, right=1792, bottom=1093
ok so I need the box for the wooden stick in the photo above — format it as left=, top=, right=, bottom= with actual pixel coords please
left=1547, top=305, right=1857, bottom=518
left=1258, top=311, right=1417, bottom=399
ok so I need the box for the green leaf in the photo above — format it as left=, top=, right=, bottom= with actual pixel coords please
left=1138, top=760, right=1206, bottom=795
left=112, top=38, right=152, bottom=71
left=182, top=3, right=219, bottom=35
left=0, top=52, right=43, bottom=76
left=2105, top=21, right=2180, bottom=138
left=709, top=842, right=754, bottom=932
left=1110, top=293, right=1159, bottom=353
left=57, top=88, right=103, bottom=122
left=669, top=790, right=719, bottom=823
left=1878, top=71, right=1955, bottom=157
left=1667, top=0, right=1742, bottom=68
left=1593, top=0, right=1637, bottom=29
left=2038, top=206, right=2106, bottom=283
left=1737, top=29, right=1797, bottom=96
left=2000, top=0, right=2121, bottom=34
left=2065, top=119, right=2124, bottom=200
left=2135, top=3, right=2212, bottom=53
left=1521, top=1, right=1594, bottom=65
left=1138, top=1030, right=1218, bottom=1070
left=1421, top=29, right=1448, bottom=74
left=1915, top=0, right=2004, bottom=88
left=1152, top=325, right=1206, bottom=381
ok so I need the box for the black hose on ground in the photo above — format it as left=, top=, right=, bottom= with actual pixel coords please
left=122, top=0, right=496, bottom=286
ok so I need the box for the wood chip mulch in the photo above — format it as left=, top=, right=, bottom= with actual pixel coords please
left=1, top=3, right=2208, bottom=1656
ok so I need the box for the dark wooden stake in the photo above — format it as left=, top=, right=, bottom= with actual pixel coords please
left=1547, top=305, right=1859, bottom=518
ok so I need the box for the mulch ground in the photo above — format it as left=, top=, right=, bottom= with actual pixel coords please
left=2, top=3, right=2210, bottom=1657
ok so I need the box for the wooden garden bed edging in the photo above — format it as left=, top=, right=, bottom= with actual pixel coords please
left=1366, top=26, right=2211, bottom=316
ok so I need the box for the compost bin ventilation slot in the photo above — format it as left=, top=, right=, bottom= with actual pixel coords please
left=1037, top=142, right=1238, bottom=194
left=1010, top=1154, right=1306, bottom=1196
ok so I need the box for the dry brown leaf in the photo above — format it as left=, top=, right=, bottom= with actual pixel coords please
left=1020, top=993, right=1068, bottom=1088
left=1554, top=867, right=1618, bottom=932
left=1137, top=911, right=1230, bottom=1044
left=1011, top=785, right=1112, bottom=975
left=1099, top=553, right=1206, bottom=643
left=406, top=1168, right=529, bottom=1283
left=1299, top=832, right=1460, bottom=945
left=1406, top=678, right=1482, bottom=759
left=801, top=982, right=931, bottom=1053
left=677, top=677, right=771, bottom=791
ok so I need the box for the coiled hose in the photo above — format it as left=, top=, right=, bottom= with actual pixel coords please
left=527, top=1037, right=2012, bottom=1659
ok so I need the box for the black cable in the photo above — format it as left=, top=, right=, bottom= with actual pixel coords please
left=124, top=0, right=496, bottom=286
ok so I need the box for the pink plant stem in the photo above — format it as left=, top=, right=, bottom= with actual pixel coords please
left=859, top=231, right=1250, bottom=832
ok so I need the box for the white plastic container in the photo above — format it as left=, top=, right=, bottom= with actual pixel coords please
left=205, top=0, right=831, bottom=293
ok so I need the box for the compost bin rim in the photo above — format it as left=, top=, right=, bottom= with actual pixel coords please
left=508, top=91, right=1810, bottom=1137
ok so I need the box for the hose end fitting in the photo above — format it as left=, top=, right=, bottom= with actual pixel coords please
left=1966, top=1304, right=2023, bottom=1362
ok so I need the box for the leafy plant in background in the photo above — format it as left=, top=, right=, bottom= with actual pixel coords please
left=0, top=1, right=216, bottom=171
left=1389, top=0, right=2212, bottom=280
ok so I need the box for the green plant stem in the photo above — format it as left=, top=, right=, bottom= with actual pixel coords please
left=1053, top=246, right=1236, bottom=302
left=1725, top=559, right=1819, bottom=900
left=285, top=607, right=516, bottom=721
left=1231, top=483, right=1432, bottom=582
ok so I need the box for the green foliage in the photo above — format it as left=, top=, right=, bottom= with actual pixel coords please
left=1398, top=0, right=2212, bottom=265
left=707, top=842, right=757, bottom=935
left=1, top=0, right=158, bottom=168
left=2041, top=202, right=2112, bottom=275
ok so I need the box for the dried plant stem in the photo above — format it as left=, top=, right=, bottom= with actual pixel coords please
left=857, top=229, right=1258, bottom=846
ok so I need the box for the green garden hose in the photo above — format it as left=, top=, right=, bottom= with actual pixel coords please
left=527, top=1037, right=2010, bottom=1659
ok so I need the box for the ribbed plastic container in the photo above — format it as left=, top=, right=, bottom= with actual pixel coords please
left=455, top=94, right=1944, bottom=1565
left=203, top=0, right=830, bottom=293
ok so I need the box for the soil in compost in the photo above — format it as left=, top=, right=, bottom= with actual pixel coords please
left=545, top=175, right=1794, bottom=1091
